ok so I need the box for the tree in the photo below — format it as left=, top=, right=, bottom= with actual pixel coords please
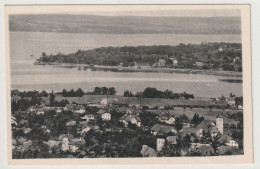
left=158, top=141, right=181, bottom=157
left=50, top=90, right=55, bottom=106
left=94, top=87, right=102, bottom=95
left=30, top=95, right=41, bottom=106
left=191, top=113, right=204, bottom=126
left=202, top=130, right=224, bottom=155
left=124, top=90, right=130, bottom=97
left=108, top=87, right=116, bottom=95
left=101, top=87, right=108, bottom=95
left=76, top=88, right=84, bottom=97
left=40, top=90, right=48, bottom=97
left=62, top=89, right=67, bottom=97
left=175, top=117, right=183, bottom=130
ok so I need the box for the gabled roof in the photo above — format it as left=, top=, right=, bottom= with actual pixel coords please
left=218, top=134, right=233, bottom=143
left=96, top=109, right=108, bottom=115
left=209, top=126, right=219, bottom=134
left=140, top=145, right=157, bottom=157
left=120, top=114, right=141, bottom=122
left=74, top=105, right=85, bottom=110
left=167, top=136, right=178, bottom=144
left=58, top=134, right=74, bottom=141
left=197, top=120, right=214, bottom=129
left=151, top=124, right=177, bottom=134
left=66, top=121, right=76, bottom=127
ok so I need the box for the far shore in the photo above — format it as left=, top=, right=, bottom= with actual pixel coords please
left=48, top=63, right=242, bottom=77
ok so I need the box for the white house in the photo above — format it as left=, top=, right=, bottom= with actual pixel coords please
left=120, top=114, right=141, bottom=127
left=226, top=97, right=236, bottom=106
left=159, top=116, right=175, bottom=125
left=226, top=139, right=239, bottom=148
left=73, top=105, right=86, bottom=114
left=36, top=109, right=45, bottom=115
left=81, top=126, right=91, bottom=135
left=100, top=98, right=108, bottom=105
left=81, top=114, right=95, bottom=122
left=96, top=109, right=111, bottom=121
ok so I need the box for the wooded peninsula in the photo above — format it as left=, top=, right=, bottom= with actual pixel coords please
left=38, top=42, right=242, bottom=72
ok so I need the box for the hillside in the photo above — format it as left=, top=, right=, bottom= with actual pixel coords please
left=9, top=14, right=241, bottom=34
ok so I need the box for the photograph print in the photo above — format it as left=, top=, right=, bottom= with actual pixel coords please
left=6, top=5, right=252, bottom=164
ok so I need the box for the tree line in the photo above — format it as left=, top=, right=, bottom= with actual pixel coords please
left=124, top=87, right=194, bottom=99
left=37, top=42, right=242, bottom=71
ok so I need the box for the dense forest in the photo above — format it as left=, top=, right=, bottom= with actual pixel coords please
left=38, top=42, right=242, bottom=71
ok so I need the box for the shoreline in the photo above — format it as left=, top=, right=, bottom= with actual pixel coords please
left=51, top=63, right=242, bottom=77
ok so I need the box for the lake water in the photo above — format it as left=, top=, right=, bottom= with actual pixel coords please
left=10, top=32, right=242, bottom=97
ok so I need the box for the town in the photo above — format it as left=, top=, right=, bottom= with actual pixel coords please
left=11, top=87, right=243, bottom=158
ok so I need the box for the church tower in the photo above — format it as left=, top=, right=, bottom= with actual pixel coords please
left=216, top=114, right=223, bottom=134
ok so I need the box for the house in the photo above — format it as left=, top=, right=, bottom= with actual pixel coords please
left=167, top=136, right=178, bottom=144
left=81, top=114, right=95, bottom=122
left=208, top=126, right=220, bottom=137
left=151, top=124, right=177, bottom=136
left=19, top=119, right=29, bottom=127
left=22, top=128, right=31, bottom=134
left=120, top=114, right=141, bottom=127
left=73, top=105, right=86, bottom=114
left=190, top=143, right=211, bottom=149
left=140, top=145, right=157, bottom=157
left=11, top=95, right=21, bottom=103
left=218, top=47, right=224, bottom=52
left=96, top=109, right=111, bottom=121
left=80, top=126, right=91, bottom=135
left=28, top=105, right=43, bottom=112
left=170, top=58, right=178, bottom=67
left=158, top=111, right=175, bottom=124
left=196, top=120, right=215, bottom=137
left=43, top=140, right=61, bottom=149
left=219, top=135, right=239, bottom=148
left=226, top=97, right=236, bottom=106
left=100, top=98, right=108, bottom=105
left=182, top=119, right=191, bottom=129
left=158, top=59, right=166, bottom=67
left=64, top=104, right=75, bottom=111
left=195, top=61, right=204, bottom=69
left=66, top=121, right=76, bottom=127
left=189, top=143, right=214, bottom=156
left=36, top=108, right=44, bottom=115
left=20, top=140, right=33, bottom=153
left=218, top=145, right=242, bottom=155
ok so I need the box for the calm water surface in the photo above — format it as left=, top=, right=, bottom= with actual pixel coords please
left=10, top=32, right=242, bottom=97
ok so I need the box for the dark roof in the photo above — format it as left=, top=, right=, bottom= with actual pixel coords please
left=209, top=126, right=220, bottom=134
left=151, top=124, right=177, bottom=134
left=96, top=109, right=107, bottom=115
left=216, top=114, right=223, bottom=118
left=120, top=114, right=141, bottom=122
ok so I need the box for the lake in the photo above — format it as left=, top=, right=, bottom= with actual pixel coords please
left=10, top=31, right=242, bottom=98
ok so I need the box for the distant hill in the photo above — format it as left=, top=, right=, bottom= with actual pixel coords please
left=9, top=14, right=241, bottom=34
